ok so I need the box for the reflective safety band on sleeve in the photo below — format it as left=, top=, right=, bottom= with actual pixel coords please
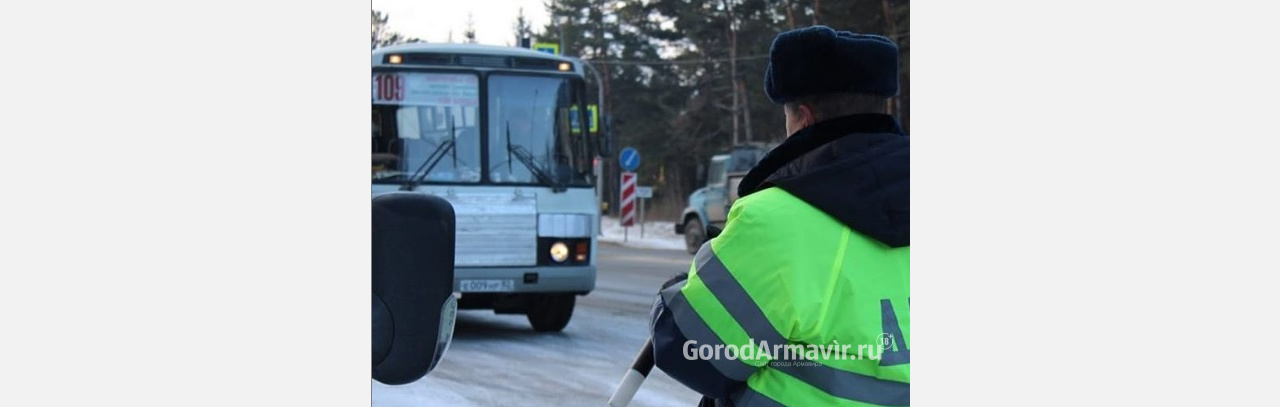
left=690, top=243, right=788, bottom=347
left=660, top=280, right=757, bottom=381
left=772, top=362, right=910, bottom=406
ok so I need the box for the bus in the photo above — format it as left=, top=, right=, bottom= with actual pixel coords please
left=372, top=43, right=606, bottom=332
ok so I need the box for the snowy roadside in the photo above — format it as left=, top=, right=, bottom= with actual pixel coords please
left=598, top=216, right=687, bottom=252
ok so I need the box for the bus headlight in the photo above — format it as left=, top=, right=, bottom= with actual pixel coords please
left=550, top=242, right=570, bottom=263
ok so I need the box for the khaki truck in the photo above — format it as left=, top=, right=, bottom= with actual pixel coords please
left=674, top=143, right=774, bottom=254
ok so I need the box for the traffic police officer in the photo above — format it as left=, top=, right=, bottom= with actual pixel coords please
left=649, top=25, right=910, bottom=406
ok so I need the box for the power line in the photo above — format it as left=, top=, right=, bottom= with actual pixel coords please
left=585, top=55, right=769, bottom=66
left=577, top=31, right=907, bottom=66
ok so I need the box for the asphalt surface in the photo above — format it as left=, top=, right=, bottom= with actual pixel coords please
left=373, top=243, right=704, bottom=406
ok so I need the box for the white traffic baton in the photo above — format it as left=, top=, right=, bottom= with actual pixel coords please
left=607, top=338, right=655, bottom=407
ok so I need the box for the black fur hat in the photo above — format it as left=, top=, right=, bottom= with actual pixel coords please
left=764, top=26, right=900, bottom=104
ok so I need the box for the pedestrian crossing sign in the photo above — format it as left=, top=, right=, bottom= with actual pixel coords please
left=533, top=43, right=559, bottom=55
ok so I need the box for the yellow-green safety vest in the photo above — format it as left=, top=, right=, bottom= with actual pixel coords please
left=661, top=186, right=910, bottom=406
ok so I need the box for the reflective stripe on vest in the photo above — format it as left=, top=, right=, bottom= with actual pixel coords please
left=666, top=242, right=910, bottom=406
left=660, top=279, right=756, bottom=381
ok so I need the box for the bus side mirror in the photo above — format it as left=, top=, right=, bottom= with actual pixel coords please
left=372, top=192, right=457, bottom=385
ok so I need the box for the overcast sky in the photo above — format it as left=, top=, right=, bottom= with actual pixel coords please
left=372, top=0, right=552, bottom=46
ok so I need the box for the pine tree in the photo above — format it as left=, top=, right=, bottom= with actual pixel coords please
left=371, top=10, right=424, bottom=50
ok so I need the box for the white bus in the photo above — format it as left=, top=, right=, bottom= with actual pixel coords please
left=372, top=43, right=605, bottom=332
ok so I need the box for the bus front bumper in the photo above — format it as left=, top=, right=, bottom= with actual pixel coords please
left=454, top=265, right=596, bottom=294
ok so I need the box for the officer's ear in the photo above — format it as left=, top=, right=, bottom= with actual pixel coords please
left=784, top=102, right=817, bottom=136
left=797, top=104, right=817, bottom=128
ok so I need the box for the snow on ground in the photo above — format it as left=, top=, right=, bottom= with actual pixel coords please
left=599, top=216, right=687, bottom=251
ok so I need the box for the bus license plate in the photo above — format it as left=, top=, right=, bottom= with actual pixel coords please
left=459, top=279, right=515, bottom=292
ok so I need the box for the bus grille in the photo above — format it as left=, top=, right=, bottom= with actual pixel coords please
left=443, top=192, right=537, bottom=267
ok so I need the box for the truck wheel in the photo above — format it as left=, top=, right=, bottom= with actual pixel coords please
left=683, top=218, right=705, bottom=255
left=526, top=294, right=575, bottom=332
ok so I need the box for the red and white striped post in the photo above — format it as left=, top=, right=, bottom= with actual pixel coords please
left=620, top=172, right=636, bottom=241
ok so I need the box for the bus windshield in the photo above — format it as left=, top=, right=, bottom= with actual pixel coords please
left=372, top=72, right=481, bottom=183
left=487, top=74, right=591, bottom=186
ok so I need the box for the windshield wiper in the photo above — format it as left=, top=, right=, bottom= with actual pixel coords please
left=373, top=171, right=410, bottom=181
left=506, top=121, right=564, bottom=192
left=400, top=119, right=458, bottom=191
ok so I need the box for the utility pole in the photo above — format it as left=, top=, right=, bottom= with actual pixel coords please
left=782, top=0, right=797, bottom=29
left=581, top=59, right=608, bottom=236
left=730, top=28, right=739, bottom=146
left=722, top=0, right=740, bottom=145
left=740, top=77, right=753, bottom=142
left=601, top=62, right=613, bottom=213
left=881, top=0, right=901, bottom=117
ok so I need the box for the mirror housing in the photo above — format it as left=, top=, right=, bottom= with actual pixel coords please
left=372, top=192, right=457, bottom=385
left=597, top=114, right=615, bottom=158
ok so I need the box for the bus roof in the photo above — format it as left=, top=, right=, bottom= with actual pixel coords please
left=372, top=43, right=585, bottom=75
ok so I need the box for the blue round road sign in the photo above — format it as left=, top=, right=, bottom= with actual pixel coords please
left=619, top=147, right=640, bottom=172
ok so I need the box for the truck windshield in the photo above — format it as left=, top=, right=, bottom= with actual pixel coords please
left=371, top=72, right=481, bottom=183
left=708, top=159, right=727, bottom=187
left=487, top=74, right=591, bottom=186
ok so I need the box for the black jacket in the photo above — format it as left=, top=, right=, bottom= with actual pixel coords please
left=649, top=113, right=909, bottom=405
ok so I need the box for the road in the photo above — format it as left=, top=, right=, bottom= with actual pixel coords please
left=373, top=243, right=704, bottom=407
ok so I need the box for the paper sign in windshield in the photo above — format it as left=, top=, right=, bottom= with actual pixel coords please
left=373, top=73, right=478, bottom=107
